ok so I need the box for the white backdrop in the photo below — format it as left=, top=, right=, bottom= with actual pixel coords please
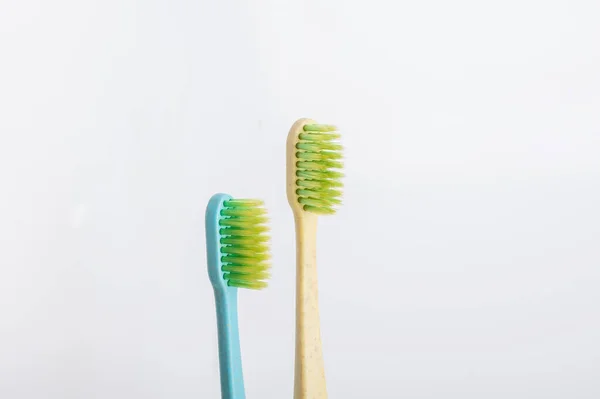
left=1, top=1, right=599, bottom=398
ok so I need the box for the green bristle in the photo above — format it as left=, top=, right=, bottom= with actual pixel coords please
left=219, top=199, right=271, bottom=289
left=295, top=123, right=344, bottom=215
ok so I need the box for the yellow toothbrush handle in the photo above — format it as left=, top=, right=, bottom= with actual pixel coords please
left=294, top=212, right=328, bottom=399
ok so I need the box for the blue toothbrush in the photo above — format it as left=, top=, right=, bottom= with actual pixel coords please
left=206, top=193, right=271, bottom=399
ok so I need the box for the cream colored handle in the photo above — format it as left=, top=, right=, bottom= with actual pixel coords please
left=294, top=212, right=328, bottom=399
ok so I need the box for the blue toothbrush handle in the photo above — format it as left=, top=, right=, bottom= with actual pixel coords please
left=214, top=288, right=245, bottom=399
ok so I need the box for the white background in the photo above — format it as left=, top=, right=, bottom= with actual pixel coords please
left=1, top=1, right=599, bottom=398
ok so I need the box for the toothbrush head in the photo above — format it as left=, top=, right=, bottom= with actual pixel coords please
left=286, top=118, right=344, bottom=215
left=206, top=194, right=271, bottom=291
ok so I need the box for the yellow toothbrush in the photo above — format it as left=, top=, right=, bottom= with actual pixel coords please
left=286, top=118, right=343, bottom=399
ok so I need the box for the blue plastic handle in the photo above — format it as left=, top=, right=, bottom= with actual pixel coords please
left=206, top=193, right=246, bottom=399
left=214, top=288, right=244, bottom=399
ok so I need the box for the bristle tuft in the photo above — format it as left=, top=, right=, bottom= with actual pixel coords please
left=295, top=123, right=343, bottom=214
left=219, top=199, right=271, bottom=289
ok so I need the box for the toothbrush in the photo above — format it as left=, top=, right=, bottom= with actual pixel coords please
left=206, top=193, right=271, bottom=399
left=286, top=119, right=343, bottom=399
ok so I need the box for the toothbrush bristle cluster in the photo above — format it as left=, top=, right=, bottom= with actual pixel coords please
left=219, top=199, right=271, bottom=290
left=295, top=123, right=344, bottom=215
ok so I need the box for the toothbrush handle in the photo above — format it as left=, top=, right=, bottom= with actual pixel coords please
left=294, top=213, right=328, bottom=399
left=214, top=289, right=246, bottom=399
